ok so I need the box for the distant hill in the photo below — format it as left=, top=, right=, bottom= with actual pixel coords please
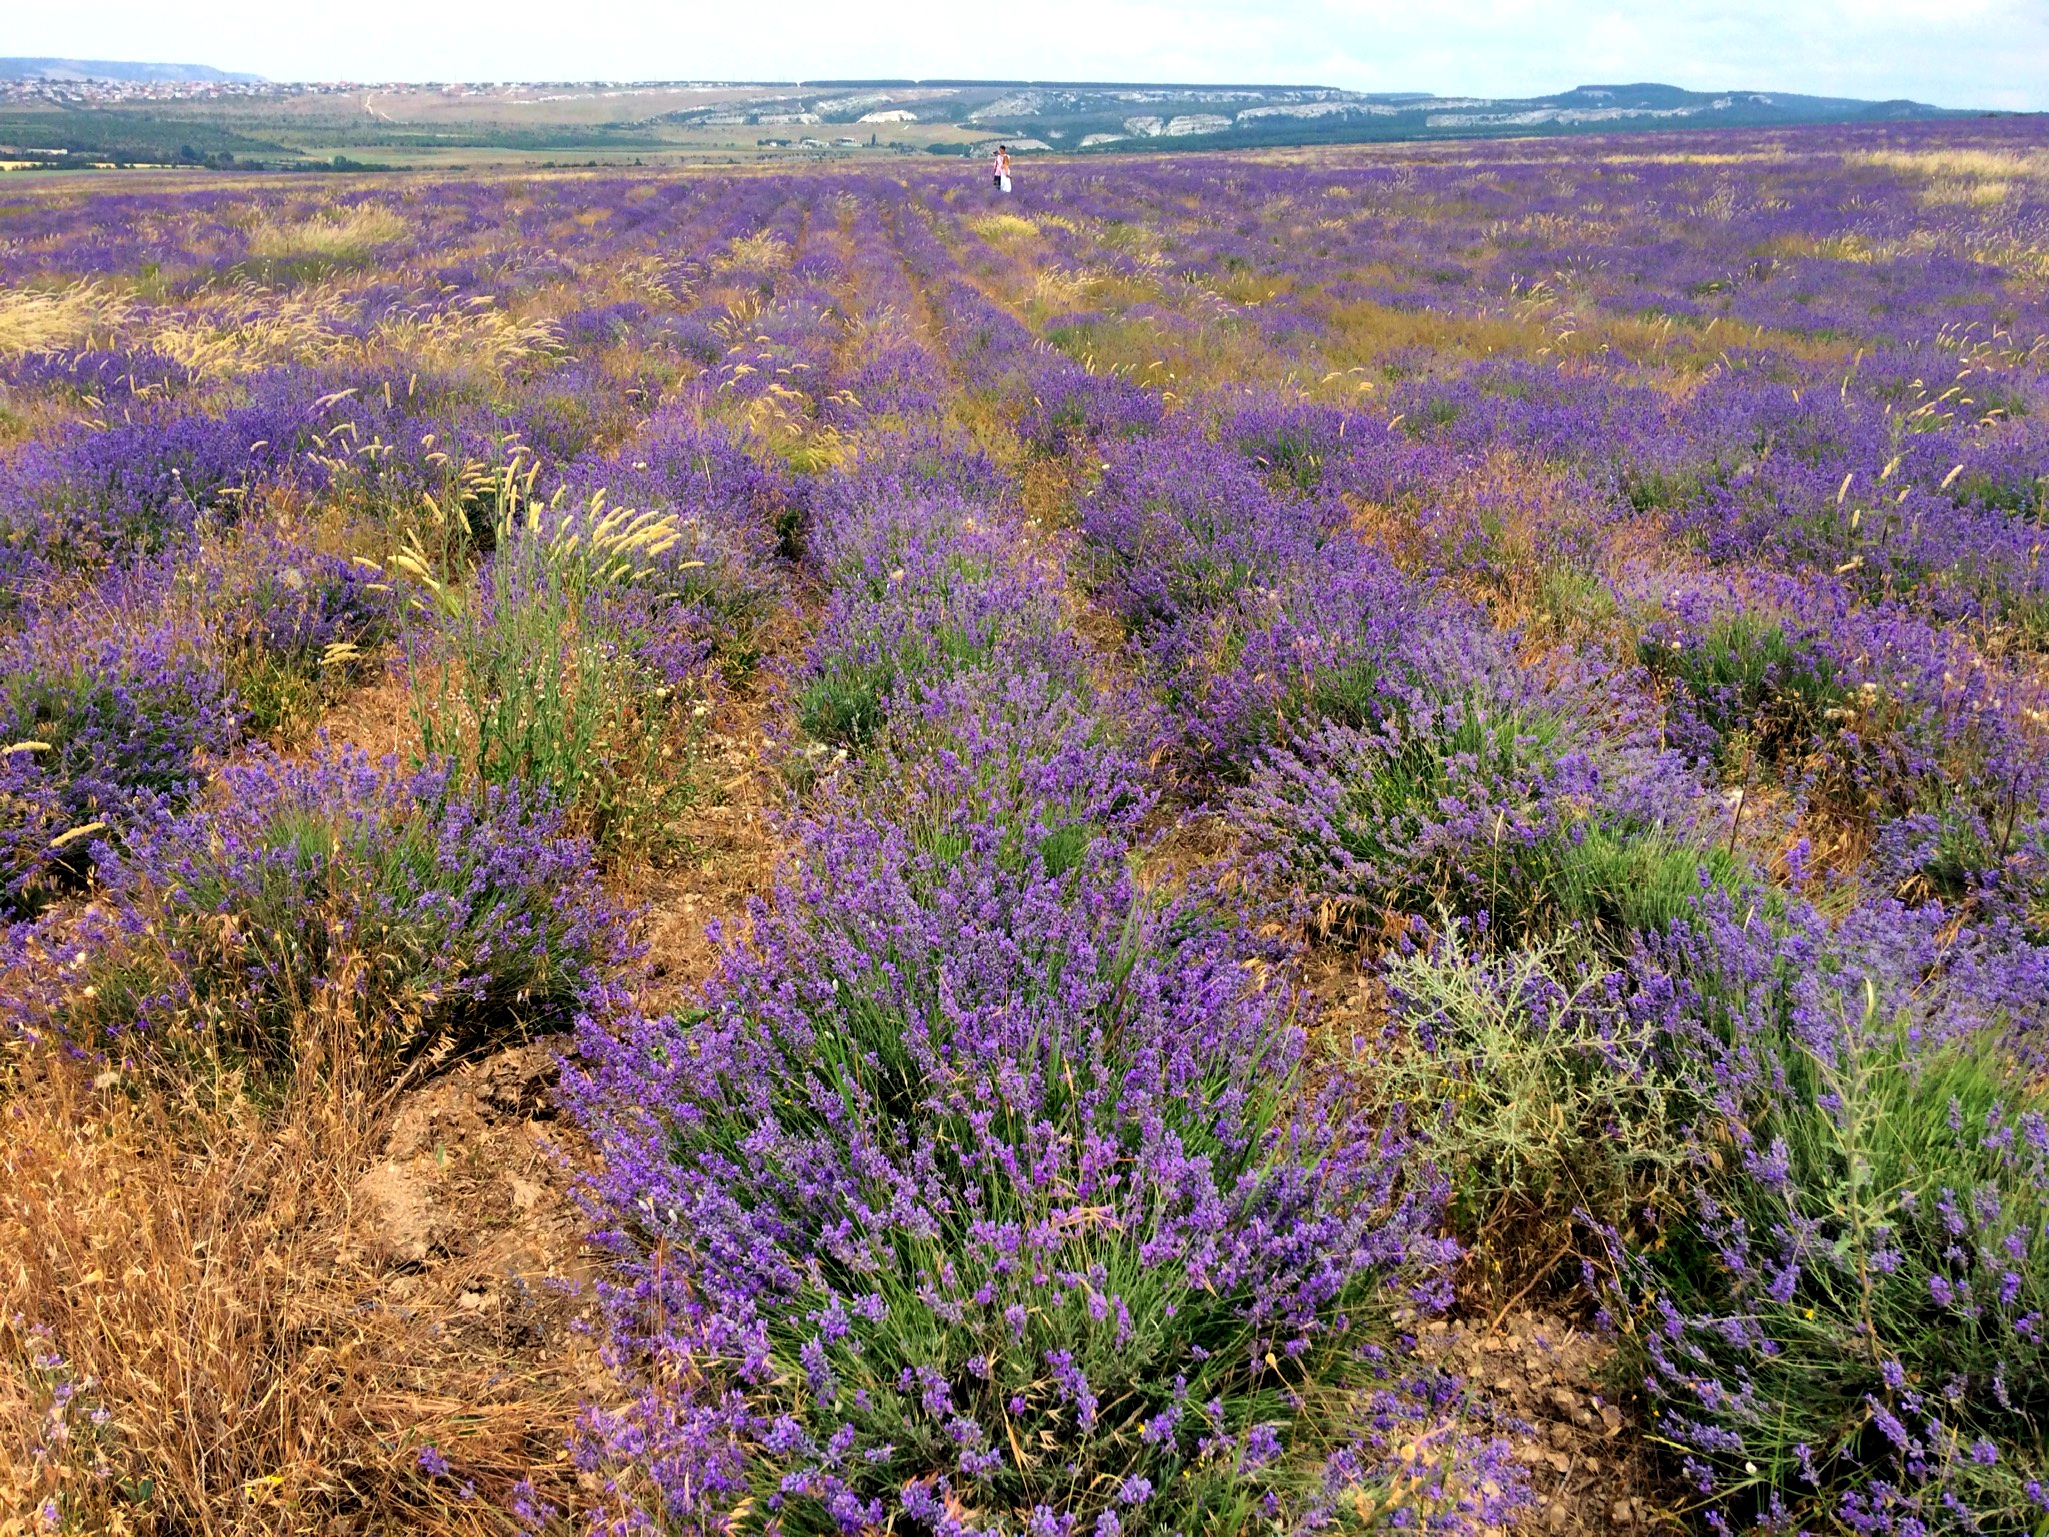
left=650, top=79, right=1968, bottom=154
left=0, top=71, right=1982, bottom=174
left=1380, top=82, right=1957, bottom=131
left=794, top=80, right=1964, bottom=152
left=0, top=58, right=264, bottom=83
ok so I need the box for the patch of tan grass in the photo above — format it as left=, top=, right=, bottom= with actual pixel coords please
left=712, top=230, right=790, bottom=273
left=137, top=290, right=560, bottom=377
left=1849, top=148, right=2049, bottom=181
left=140, top=286, right=356, bottom=374
left=0, top=283, right=134, bottom=357
left=1921, top=177, right=2014, bottom=206
left=1028, top=265, right=1093, bottom=310
left=369, top=302, right=563, bottom=374
left=1596, top=151, right=1784, bottom=167
left=245, top=205, right=410, bottom=264
left=1968, top=235, right=2049, bottom=285
left=1848, top=148, right=2049, bottom=210
left=0, top=977, right=586, bottom=1534
left=967, top=212, right=1039, bottom=243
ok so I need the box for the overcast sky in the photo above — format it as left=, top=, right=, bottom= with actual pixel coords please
left=12, top=0, right=2046, bottom=112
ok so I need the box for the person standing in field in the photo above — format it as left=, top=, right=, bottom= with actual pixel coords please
left=993, top=144, right=1012, bottom=194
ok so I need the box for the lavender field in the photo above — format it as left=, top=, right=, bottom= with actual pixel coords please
left=3, top=119, right=2048, bottom=1536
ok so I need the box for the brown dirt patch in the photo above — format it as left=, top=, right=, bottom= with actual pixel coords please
left=628, top=704, right=786, bottom=1013
left=351, top=1039, right=603, bottom=1352
left=1420, top=1310, right=1670, bottom=1534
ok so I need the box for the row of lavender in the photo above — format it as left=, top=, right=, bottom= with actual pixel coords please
left=0, top=174, right=825, bottom=917
left=0, top=178, right=856, bottom=1526
left=1064, top=382, right=2049, bottom=1528
left=1078, top=393, right=2049, bottom=941
left=560, top=397, right=1524, bottom=1532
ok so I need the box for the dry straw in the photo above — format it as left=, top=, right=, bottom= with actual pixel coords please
left=0, top=966, right=587, bottom=1534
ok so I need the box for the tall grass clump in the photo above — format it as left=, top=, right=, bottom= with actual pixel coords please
left=404, top=488, right=714, bottom=858
left=245, top=204, right=409, bottom=268
left=546, top=415, right=798, bottom=671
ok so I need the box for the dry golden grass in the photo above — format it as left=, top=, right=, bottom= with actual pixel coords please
left=244, top=206, right=410, bottom=264
left=0, top=973, right=588, bottom=1535
left=1969, top=235, right=2049, bottom=286
left=136, top=290, right=561, bottom=378
left=0, top=283, right=134, bottom=357
left=966, top=212, right=1040, bottom=243
left=1202, top=269, right=1296, bottom=307
left=1846, top=149, right=2049, bottom=212
left=711, top=230, right=790, bottom=273
left=367, top=303, right=563, bottom=376
left=1920, top=178, right=2015, bottom=207
left=1849, top=148, right=2049, bottom=181
left=4, top=264, right=571, bottom=381
left=1027, top=266, right=1094, bottom=310
left=1596, top=150, right=1787, bottom=168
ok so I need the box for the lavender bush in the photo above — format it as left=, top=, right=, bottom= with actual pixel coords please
left=1237, top=627, right=1728, bottom=945
left=189, top=521, right=399, bottom=737
left=21, top=744, right=636, bottom=1063
left=797, top=495, right=1088, bottom=749
left=1603, top=894, right=2049, bottom=1534
left=0, top=568, right=237, bottom=915
left=567, top=694, right=1492, bottom=1536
